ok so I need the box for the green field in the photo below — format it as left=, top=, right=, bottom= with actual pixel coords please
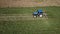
left=0, top=6, right=60, bottom=34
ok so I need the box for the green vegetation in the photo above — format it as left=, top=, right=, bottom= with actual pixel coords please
left=0, top=6, right=60, bottom=34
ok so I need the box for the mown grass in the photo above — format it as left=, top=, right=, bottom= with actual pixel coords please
left=0, top=7, right=56, bottom=14
left=0, top=6, right=60, bottom=34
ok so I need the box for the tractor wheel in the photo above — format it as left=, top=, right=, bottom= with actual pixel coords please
left=39, top=15, right=43, bottom=17
left=33, top=15, right=37, bottom=18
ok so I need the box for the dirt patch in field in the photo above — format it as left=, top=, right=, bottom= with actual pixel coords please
left=0, top=0, right=60, bottom=7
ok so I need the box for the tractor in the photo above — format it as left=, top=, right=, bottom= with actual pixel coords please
left=33, top=9, right=43, bottom=18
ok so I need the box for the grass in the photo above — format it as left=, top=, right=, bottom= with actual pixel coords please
left=0, top=6, right=60, bottom=34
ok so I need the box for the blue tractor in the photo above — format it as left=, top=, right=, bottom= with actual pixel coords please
left=33, top=9, right=43, bottom=17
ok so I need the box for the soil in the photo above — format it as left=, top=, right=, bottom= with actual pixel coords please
left=0, top=0, right=60, bottom=7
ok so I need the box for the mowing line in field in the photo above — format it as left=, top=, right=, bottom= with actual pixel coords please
left=0, top=14, right=49, bottom=21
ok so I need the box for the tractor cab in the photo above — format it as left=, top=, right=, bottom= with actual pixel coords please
left=37, top=9, right=43, bottom=15
left=37, top=9, right=43, bottom=17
